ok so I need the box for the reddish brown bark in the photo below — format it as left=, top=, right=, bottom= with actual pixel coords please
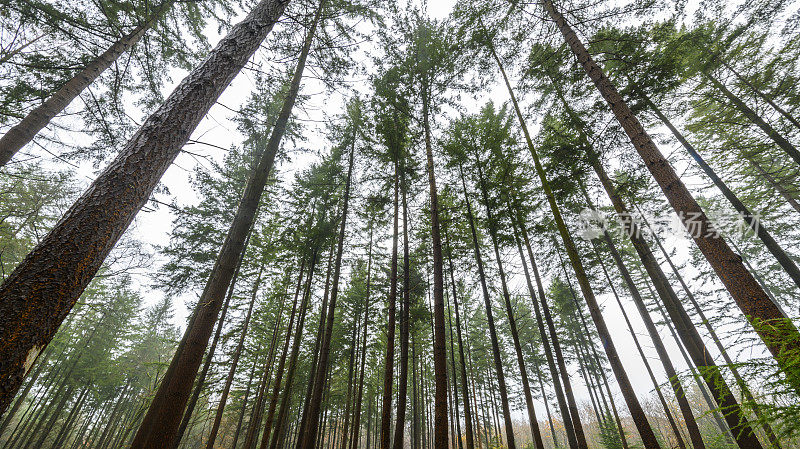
left=0, top=0, right=290, bottom=414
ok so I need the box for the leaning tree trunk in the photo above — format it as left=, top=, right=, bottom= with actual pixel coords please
left=702, top=69, right=800, bottom=167
left=588, top=151, right=764, bottom=449
left=205, top=263, right=264, bottom=449
left=349, top=224, right=373, bottom=449
left=458, top=165, right=517, bottom=449
left=508, top=209, right=581, bottom=449
left=128, top=2, right=319, bottom=446
left=0, top=2, right=171, bottom=167
left=444, top=235, right=476, bottom=449
left=540, top=0, right=800, bottom=392
left=380, top=161, right=400, bottom=449
left=297, top=124, right=354, bottom=449
left=392, top=161, right=412, bottom=449
left=487, top=32, right=653, bottom=445
left=0, top=0, right=290, bottom=414
left=474, top=160, right=544, bottom=449
left=638, top=88, right=800, bottom=291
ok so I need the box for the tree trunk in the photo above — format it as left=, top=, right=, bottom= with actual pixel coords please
left=542, top=0, right=800, bottom=392
left=748, top=157, right=800, bottom=214
left=297, top=121, right=355, bottom=449
left=444, top=235, right=475, bottom=449
left=579, top=185, right=702, bottom=449
left=508, top=209, right=581, bottom=449
left=205, top=263, right=264, bottom=449
left=230, top=351, right=260, bottom=449
left=0, top=4, right=168, bottom=166
left=380, top=161, right=400, bottom=449
left=0, top=0, right=291, bottom=415
left=639, top=89, right=800, bottom=291
left=269, top=249, right=318, bottom=449
left=421, top=86, right=449, bottom=449
left=173, top=234, right=249, bottom=448
left=393, top=160, right=412, bottom=449
left=703, top=70, right=800, bottom=167
left=458, top=165, right=517, bottom=449
left=349, top=224, right=373, bottom=449
left=474, top=160, right=544, bottom=449
left=588, top=150, right=764, bottom=448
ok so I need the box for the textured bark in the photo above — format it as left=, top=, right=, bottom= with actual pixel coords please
left=205, top=264, right=263, bottom=449
left=542, top=0, right=800, bottom=391
left=173, top=237, right=248, bottom=448
left=0, top=5, right=165, bottom=167
left=589, top=153, right=764, bottom=448
left=474, top=161, right=544, bottom=449
left=0, top=0, right=290, bottom=414
left=379, top=161, right=400, bottom=449
left=297, top=126, right=354, bottom=449
left=639, top=89, right=800, bottom=291
left=703, top=70, right=800, bottom=167
left=392, top=161, right=412, bottom=449
left=508, top=211, right=580, bottom=449
left=458, top=165, right=517, bottom=449
left=445, top=236, right=475, bottom=449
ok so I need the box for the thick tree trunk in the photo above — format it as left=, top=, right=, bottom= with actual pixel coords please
left=639, top=89, right=800, bottom=291
left=474, top=160, right=544, bottom=449
left=589, top=152, right=764, bottom=449
left=703, top=70, right=800, bottom=167
left=393, top=161, right=412, bottom=449
left=458, top=165, right=517, bottom=449
left=0, top=0, right=290, bottom=414
left=205, top=263, right=264, bottom=449
left=297, top=125, right=355, bottom=449
left=173, top=235, right=249, bottom=448
left=129, top=2, right=318, bottom=445
left=380, top=161, right=400, bottom=449
left=541, top=0, right=800, bottom=391
left=0, top=4, right=167, bottom=167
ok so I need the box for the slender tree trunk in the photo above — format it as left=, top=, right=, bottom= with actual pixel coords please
left=393, top=160, right=412, bottom=449
left=230, top=351, right=259, bottom=449
left=509, top=209, right=581, bottom=449
left=748, top=157, right=800, bottom=213
left=719, top=59, right=800, bottom=131
left=420, top=86, right=449, bottom=449
left=0, top=0, right=290, bottom=412
left=474, top=160, right=544, bottom=449
left=444, top=235, right=475, bottom=449
left=703, top=70, right=800, bottom=167
left=588, top=150, right=764, bottom=448
left=0, top=3, right=169, bottom=166
left=259, top=258, right=308, bottom=449
left=205, top=263, right=264, bottom=449
left=96, top=381, right=132, bottom=449
left=350, top=225, right=373, bottom=449
left=639, top=89, right=800, bottom=291
left=640, top=209, right=783, bottom=449
left=381, top=161, right=400, bottom=449
left=340, top=313, right=359, bottom=449
left=269, top=249, right=318, bottom=449
left=458, top=165, right=517, bottom=449
left=542, top=0, right=800, bottom=391
left=579, top=185, right=702, bottom=449
left=297, top=121, right=355, bottom=449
